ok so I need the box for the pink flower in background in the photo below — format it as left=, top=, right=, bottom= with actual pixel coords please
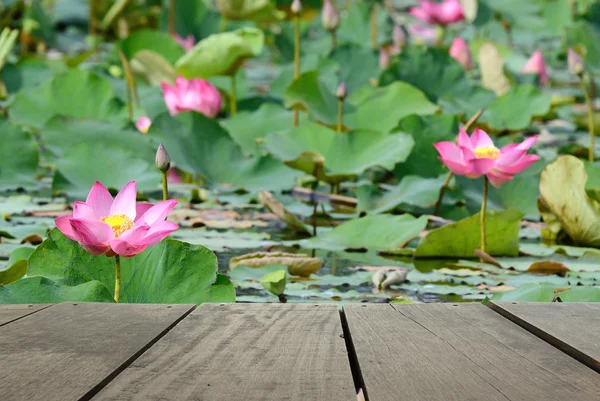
left=434, top=128, right=539, bottom=187
left=135, top=116, right=152, bottom=134
left=407, top=23, right=437, bottom=44
left=522, top=49, right=549, bottom=85
left=55, top=181, right=178, bottom=257
left=172, top=33, right=195, bottom=52
left=449, top=37, right=473, bottom=70
left=379, top=48, right=390, bottom=69
left=168, top=168, right=182, bottom=184
left=161, top=77, right=222, bottom=118
left=357, top=389, right=365, bottom=401
left=410, top=0, right=464, bottom=26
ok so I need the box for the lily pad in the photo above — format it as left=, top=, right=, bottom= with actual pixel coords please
left=175, top=27, right=264, bottom=78
left=0, top=260, right=27, bottom=285
left=130, top=50, right=177, bottom=87
left=148, top=111, right=299, bottom=191
left=216, top=0, right=283, bottom=22
left=491, top=284, right=600, bottom=302
left=479, top=85, right=551, bottom=131
left=118, top=29, right=185, bottom=64
left=300, top=214, right=428, bottom=251
left=260, top=270, right=287, bottom=296
left=415, top=209, right=523, bottom=258
left=10, top=69, right=121, bottom=129
left=344, top=82, right=437, bottom=133
left=0, top=119, right=39, bottom=190
left=26, top=229, right=235, bottom=303
left=264, top=122, right=414, bottom=184
left=0, top=277, right=115, bottom=304
left=284, top=71, right=352, bottom=126
left=357, top=175, right=448, bottom=214
left=539, top=155, right=600, bottom=247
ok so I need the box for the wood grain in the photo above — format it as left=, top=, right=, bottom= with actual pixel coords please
left=0, top=304, right=51, bottom=327
left=94, top=303, right=356, bottom=401
left=0, top=302, right=194, bottom=401
left=489, top=301, right=600, bottom=372
left=344, top=303, right=600, bottom=401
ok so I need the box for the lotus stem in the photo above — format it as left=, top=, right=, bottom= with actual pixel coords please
left=580, top=75, right=595, bottom=162
left=168, top=0, right=176, bottom=36
left=370, top=4, right=378, bottom=50
left=336, top=99, right=343, bottom=133
left=278, top=294, right=288, bottom=303
left=161, top=171, right=169, bottom=201
left=114, top=254, right=121, bottom=303
left=89, top=0, right=96, bottom=36
left=480, top=176, right=488, bottom=254
left=293, top=15, right=301, bottom=127
left=230, top=74, right=237, bottom=116
left=434, top=109, right=484, bottom=216
left=330, top=31, right=337, bottom=51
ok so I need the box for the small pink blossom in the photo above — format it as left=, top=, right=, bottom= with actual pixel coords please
left=357, top=389, right=365, bottom=401
left=161, top=77, right=222, bottom=118
left=168, top=168, right=182, bottom=184
left=522, top=49, right=549, bottom=85
left=172, top=33, right=195, bottom=52
left=410, top=0, right=464, bottom=26
left=135, top=116, right=152, bottom=134
left=55, top=181, right=178, bottom=257
left=449, top=37, right=473, bottom=70
left=407, top=23, right=437, bottom=44
left=434, top=128, right=539, bottom=187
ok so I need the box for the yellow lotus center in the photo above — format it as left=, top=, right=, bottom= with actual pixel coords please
left=473, top=146, right=500, bottom=160
left=101, top=214, right=133, bottom=238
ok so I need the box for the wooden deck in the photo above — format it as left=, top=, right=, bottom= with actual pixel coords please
left=0, top=302, right=597, bottom=401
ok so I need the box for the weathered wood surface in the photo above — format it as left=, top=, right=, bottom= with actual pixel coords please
left=94, top=303, right=356, bottom=401
left=343, top=303, right=600, bottom=401
left=489, top=301, right=600, bottom=372
left=0, top=302, right=194, bottom=401
left=0, top=304, right=51, bottom=326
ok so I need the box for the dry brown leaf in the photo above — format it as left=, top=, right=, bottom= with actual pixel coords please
left=527, top=260, right=570, bottom=275
left=229, top=252, right=321, bottom=277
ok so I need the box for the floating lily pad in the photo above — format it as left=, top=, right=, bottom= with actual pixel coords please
left=148, top=111, right=299, bottom=191
left=415, top=209, right=523, bottom=258
left=230, top=252, right=321, bottom=277
left=479, top=85, right=551, bottom=131
left=300, top=214, right=428, bottom=251
left=0, top=119, right=39, bottom=190
left=176, top=27, right=264, bottom=78
left=491, top=284, right=600, bottom=302
left=344, top=82, right=437, bottom=133
left=0, top=260, right=27, bottom=286
left=264, top=122, right=414, bottom=184
left=0, top=277, right=115, bottom=304
left=26, top=229, right=235, bottom=303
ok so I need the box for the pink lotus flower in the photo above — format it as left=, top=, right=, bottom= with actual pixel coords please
left=161, top=77, right=222, bottom=118
left=522, top=49, right=549, bottom=85
left=55, top=181, right=179, bottom=257
left=449, top=37, right=472, bottom=70
left=410, top=0, right=464, bottom=26
left=136, top=116, right=151, bottom=134
left=379, top=48, right=391, bottom=69
left=434, top=128, right=539, bottom=187
left=407, top=23, right=438, bottom=44
left=173, top=33, right=195, bottom=52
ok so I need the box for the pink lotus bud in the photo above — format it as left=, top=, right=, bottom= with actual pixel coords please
left=161, top=77, right=222, bottom=118
left=407, top=23, right=437, bottom=44
left=410, top=0, right=464, bottom=26
left=434, top=128, right=539, bottom=187
left=568, top=48, right=584, bottom=76
left=55, top=181, right=179, bottom=257
left=156, top=143, right=171, bottom=172
left=291, top=0, right=302, bottom=14
left=522, top=49, right=549, bottom=85
left=379, top=48, right=390, bottom=69
left=449, top=37, right=473, bottom=70
left=172, top=33, right=196, bottom=52
left=393, top=25, right=407, bottom=48
left=335, top=82, right=347, bottom=99
left=321, top=0, right=340, bottom=31
left=135, top=116, right=152, bottom=134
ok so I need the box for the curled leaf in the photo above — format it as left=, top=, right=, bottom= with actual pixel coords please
left=229, top=252, right=321, bottom=277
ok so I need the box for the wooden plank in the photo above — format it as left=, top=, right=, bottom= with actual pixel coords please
left=94, top=304, right=356, bottom=401
left=0, top=302, right=195, bottom=401
left=489, top=301, right=600, bottom=372
left=343, top=304, right=600, bottom=401
left=0, top=304, right=52, bottom=327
